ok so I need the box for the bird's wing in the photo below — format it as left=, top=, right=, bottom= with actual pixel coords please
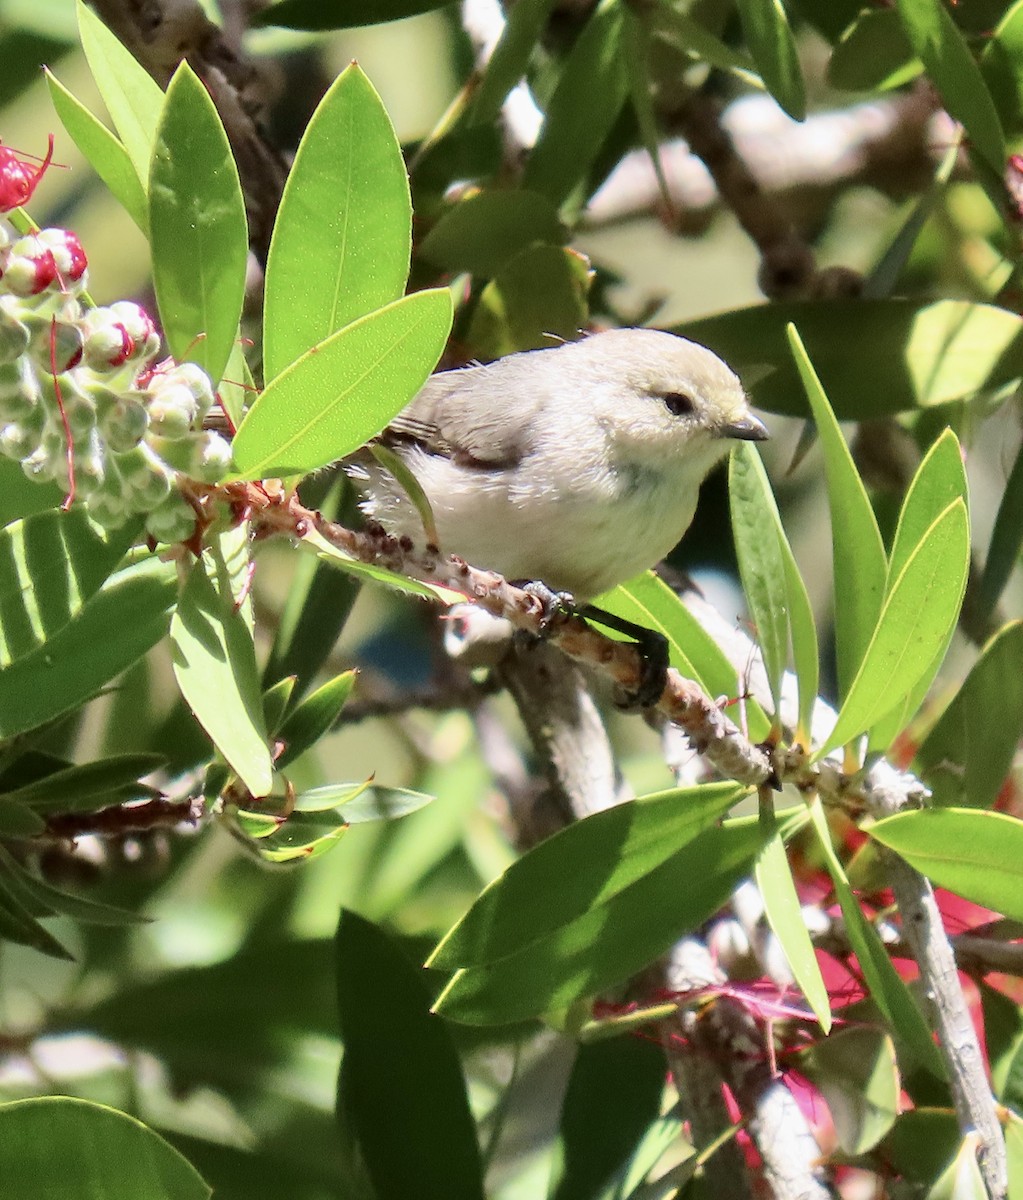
left=383, top=361, right=542, bottom=468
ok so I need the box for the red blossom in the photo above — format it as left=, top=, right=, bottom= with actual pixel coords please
left=0, top=135, right=55, bottom=212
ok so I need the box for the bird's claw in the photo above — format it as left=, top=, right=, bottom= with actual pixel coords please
left=517, top=580, right=575, bottom=632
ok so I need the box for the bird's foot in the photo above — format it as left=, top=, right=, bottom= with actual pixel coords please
left=516, top=580, right=575, bottom=632
left=578, top=604, right=670, bottom=709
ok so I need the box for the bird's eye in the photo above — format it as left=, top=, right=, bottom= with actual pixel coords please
left=662, top=392, right=696, bottom=417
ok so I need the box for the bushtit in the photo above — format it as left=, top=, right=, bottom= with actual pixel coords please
left=358, top=328, right=767, bottom=600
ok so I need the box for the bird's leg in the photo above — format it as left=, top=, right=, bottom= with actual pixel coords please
left=516, top=580, right=575, bottom=630
left=577, top=605, right=670, bottom=709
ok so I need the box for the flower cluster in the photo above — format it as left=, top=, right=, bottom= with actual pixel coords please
left=0, top=219, right=230, bottom=543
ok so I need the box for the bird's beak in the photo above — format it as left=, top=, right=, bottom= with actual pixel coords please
left=720, top=413, right=769, bottom=442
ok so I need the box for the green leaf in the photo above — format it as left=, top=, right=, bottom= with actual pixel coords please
left=788, top=325, right=887, bottom=704
left=756, top=826, right=831, bottom=1031
left=335, top=910, right=485, bottom=1200
left=0, top=845, right=148, bottom=925
left=821, top=499, right=968, bottom=757
left=550, top=1038, right=666, bottom=1200
left=888, top=430, right=967, bottom=588
left=276, top=670, right=356, bottom=769
left=895, top=0, right=1005, bottom=172
left=430, top=781, right=744, bottom=969
left=621, top=8, right=672, bottom=211
left=0, top=508, right=138, bottom=668
left=149, top=63, right=247, bottom=385
left=2, top=753, right=163, bottom=813
left=419, top=189, right=566, bottom=277
left=865, top=428, right=967, bottom=751
left=263, top=64, right=412, bottom=380
left=170, top=539, right=273, bottom=797
left=976, top=437, right=1023, bottom=630
left=869, top=808, right=1023, bottom=923
left=433, top=818, right=764, bottom=1025
left=925, top=1136, right=988, bottom=1200
left=470, top=0, right=554, bottom=126
left=0, top=869, right=74, bottom=958
left=679, top=300, right=1023, bottom=420
left=466, top=244, right=590, bottom=359
left=780, top=527, right=819, bottom=742
left=735, top=0, right=805, bottom=120
left=238, top=806, right=351, bottom=862
left=595, top=571, right=771, bottom=741
left=808, top=798, right=945, bottom=1077
left=522, top=0, right=630, bottom=208
left=916, top=621, right=1023, bottom=809
left=299, top=525, right=459, bottom=603
left=729, top=443, right=790, bottom=718
left=982, top=1, right=1023, bottom=136
left=0, top=800, right=45, bottom=836
left=256, top=0, right=455, bottom=30
left=0, top=558, right=176, bottom=739
left=76, top=0, right=164, bottom=188
left=0, top=458, right=62, bottom=527
left=232, top=289, right=452, bottom=479
left=0, top=1097, right=210, bottom=1199
left=828, top=9, right=921, bottom=92
left=45, top=69, right=148, bottom=232
left=799, top=1028, right=899, bottom=1154
left=262, top=674, right=296, bottom=734
left=980, top=981, right=1023, bottom=1108
left=301, top=781, right=434, bottom=823
left=648, top=0, right=759, bottom=82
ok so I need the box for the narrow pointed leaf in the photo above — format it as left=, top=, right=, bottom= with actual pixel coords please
left=263, top=64, right=412, bottom=380
left=276, top=669, right=356, bottom=768
left=522, top=0, right=630, bottom=208
left=0, top=509, right=138, bottom=668
left=916, top=621, right=1023, bottom=809
left=0, top=559, right=176, bottom=739
left=895, top=0, right=1005, bottom=173
left=977, top=437, right=1023, bottom=630
left=887, top=429, right=967, bottom=587
left=808, top=798, right=945, bottom=1076
left=799, top=1028, right=899, bottom=1153
left=76, top=0, right=164, bottom=186
left=419, top=189, right=566, bottom=277
left=788, top=325, right=887, bottom=703
left=45, top=69, right=148, bottom=231
left=434, top=819, right=764, bottom=1025
left=336, top=911, right=485, bottom=1200
left=780, top=530, right=818, bottom=740
left=3, top=753, right=163, bottom=812
left=430, top=782, right=745, bottom=970
left=756, top=827, right=832, bottom=1030
left=232, top=289, right=452, bottom=479
left=729, top=443, right=790, bottom=717
left=735, top=0, right=805, bottom=119
left=471, top=0, right=554, bottom=126
left=149, top=63, right=247, bottom=385
left=821, top=500, right=968, bottom=757
left=170, top=544, right=273, bottom=797
left=869, top=808, right=1023, bottom=923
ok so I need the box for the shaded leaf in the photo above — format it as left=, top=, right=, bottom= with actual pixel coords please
left=0, top=845, right=148, bottom=926
left=648, top=0, right=758, bottom=81
left=430, top=781, right=744, bottom=969
left=466, top=243, right=590, bottom=359
left=2, top=752, right=163, bottom=812
left=232, top=289, right=452, bottom=478
left=262, top=674, right=296, bottom=735
left=735, top=0, right=805, bottom=119
left=679, top=300, right=1023, bottom=420
left=0, top=559, right=177, bottom=740
left=263, top=64, right=412, bottom=380
left=977, top=437, right=1023, bottom=630
left=895, top=0, right=1005, bottom=172
left=149, top=63, right=247, bottom=385
left=419, top=189, right=566, bottom=277
left=434, top=819, right=764, bottom=1025
left=335, top=910, right=485, bottom=1200
left=0, top=869, right=73, bottom=959
left=0, top=1097, right=210, bottom=1199
left=0, top=508, right=138, bottom=668
left=256, top=0, right=455, bottom=30
left=800, top=1028, right=899, bottom=1153
left=471, top=0, right=554, bottom=126
left=869, top=808, right=1023, bottom=923
left=981, top=1, right=1023, bottom=136
left=276, top=670, right=356, bottom=769
left=522, top=0, right=630, bottom=208
left=915, top=621, right=1023, bottom=809
left=828, top=9, right=920, bottom=92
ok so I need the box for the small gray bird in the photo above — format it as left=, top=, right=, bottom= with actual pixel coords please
left=358, top=328, right=767, bottom=600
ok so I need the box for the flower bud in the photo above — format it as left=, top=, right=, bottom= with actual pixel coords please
left=0, top=295, right=29, bottom=363
left=1, top=233, right=59, bottom=297
left=94, top=387, right=148, bottom=452
left=192, top=431, right=232, bottom=482
left=0, top=357, right=40, bottom=422
left=26, top=315, right=83, bottom=373
left=146, top=385, right=197, bottom=439
left=34, top=228, right=88, bottom=286
left=145, top=494, right=196, bottom=544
